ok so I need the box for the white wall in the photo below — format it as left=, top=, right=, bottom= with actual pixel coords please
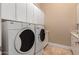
left=40, top=3, right=76, bottom=46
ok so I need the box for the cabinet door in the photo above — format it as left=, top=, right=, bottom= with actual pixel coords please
left=1, top=3, right=15, bottom=20
left=37, top=9, right=44, bottom=25
left=16, top=3, right=27, bottom=22
left=39, top=10, right=44, bottom=25
left=38, top=9, right=42, bottom=25
left=33, top=5, right=38, bottom=24
left=34, top=7, right=44, bottom=25
left=26, top=4, right=34, bottom=23
left=41, top=11, right=44, bottom=25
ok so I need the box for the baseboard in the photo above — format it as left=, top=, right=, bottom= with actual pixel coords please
left=48, top=42, right=71, bottom=50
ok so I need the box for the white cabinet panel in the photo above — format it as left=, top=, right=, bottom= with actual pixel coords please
left=41, top=11, right=44, bottom=25
left=33, top=5, right=38, bottom=24
left=33, top=6, right=41, bottom=25
left=36, top=8, right=44, bottom=25
left=1, top=3, right=15, bottom=20
left=39, top=10, right=44, bottom=25
left=38, top=9, right=42, bottom=25
left=26, top=4, right=34, bottom=23
left=16, top=3, right=27, bottom=22
left=33, top=5, right=44, bottom=25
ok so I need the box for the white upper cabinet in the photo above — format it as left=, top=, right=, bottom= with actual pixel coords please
left=1, top=3, right=15, bottom=20
left=77, top=4, right=79, bottom=24
left=40, top=11, right=44, bottom=25
left=37, top=9, right=42, bottom=25
left=33, top=5, right=44, bottom=25
left=1, top=3, right=44, bottom=25
left=16, top=3, right=27, bottom=22
left=39, top=10, right=44, bottom=25
left=26, top=4, right=34, bottom=23
left=33, top=5, right=38, bottom=24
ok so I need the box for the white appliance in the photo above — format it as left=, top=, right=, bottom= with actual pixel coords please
left=35, top=25, right=48, bottom=54
left=71, top=32, right=79, bottom=55
left=2, top=20, right=35, bottom=55
left=35, top=49, right=43, bottom=55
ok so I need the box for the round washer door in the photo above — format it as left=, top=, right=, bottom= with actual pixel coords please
left=14, top=28, right=35, bottom=54
left=40, top=29, right=45, bottom=42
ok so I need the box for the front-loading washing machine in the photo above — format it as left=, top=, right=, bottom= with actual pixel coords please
left=35, top=25, right=48, bottom=55
left=2, top=20, right=35, bottom=55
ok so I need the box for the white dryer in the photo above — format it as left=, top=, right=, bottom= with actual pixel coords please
left=2, top=20, right=35, bottom=55
left=35, top=25, right=48, bottom=54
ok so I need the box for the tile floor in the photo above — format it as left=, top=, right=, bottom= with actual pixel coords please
left=43, top=45, right=73, bottom=55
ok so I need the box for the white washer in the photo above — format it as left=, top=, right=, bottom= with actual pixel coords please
left=43, top=30, right=48, bottom=48
left=35, top=49, right=43, bottom=55
left=35, top=25, right=48, bottom=54
left=2, top=20, right=35, bottom=55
